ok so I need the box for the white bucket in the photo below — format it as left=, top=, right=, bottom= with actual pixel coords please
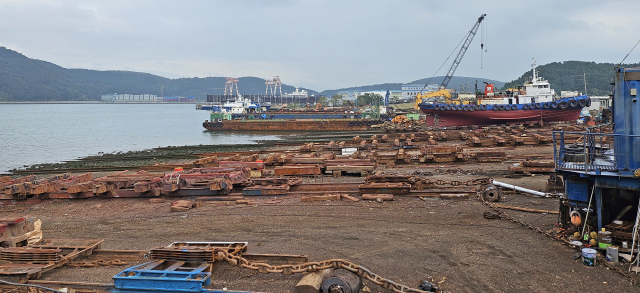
left=582, top=248, right=597, bottom=266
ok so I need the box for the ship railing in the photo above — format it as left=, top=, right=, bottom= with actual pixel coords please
left=553, top=130, right=640, bottom=175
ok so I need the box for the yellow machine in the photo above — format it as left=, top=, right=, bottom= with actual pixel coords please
left=414, top=89, right=456, bottom=110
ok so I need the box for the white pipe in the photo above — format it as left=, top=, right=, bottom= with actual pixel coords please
left=491, top=180, right=547, bottom=197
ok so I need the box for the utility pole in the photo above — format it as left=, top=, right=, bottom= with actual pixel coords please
left=583, top=71, right=588, bottom=95
left=161, top=86, right=164, bottom=98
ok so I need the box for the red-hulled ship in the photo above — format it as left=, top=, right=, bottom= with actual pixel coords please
left=418, top=59, right=591, bottom=127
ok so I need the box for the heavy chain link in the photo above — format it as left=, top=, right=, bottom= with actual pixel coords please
left=417, top=177, right=490, bottom=187
left=66, top=259, right=129, bottom=267
left=212, top=249, right=430, bottom=293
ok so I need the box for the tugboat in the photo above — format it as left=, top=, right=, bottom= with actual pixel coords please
left=419, top=59, right=591, bottom=127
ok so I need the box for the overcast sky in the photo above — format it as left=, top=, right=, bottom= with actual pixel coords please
left=1, top=0, right=639, bottom=91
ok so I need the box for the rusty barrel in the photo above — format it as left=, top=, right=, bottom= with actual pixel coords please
left=320, top=268, right=362, bottom=293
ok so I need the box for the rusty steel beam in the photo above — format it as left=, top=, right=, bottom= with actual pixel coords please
left=243, top=185, right=290, bottom=196
left=359, top=183, right=411, bottom=194
left=274, top=166, right=321, bottom=176
left=218, top=161, right=265, bottom=170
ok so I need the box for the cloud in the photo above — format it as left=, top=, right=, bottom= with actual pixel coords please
left=1, top=0, right=639, bottom=90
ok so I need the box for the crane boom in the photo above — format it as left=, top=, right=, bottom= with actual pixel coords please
left=440, top=14, right=486, bottom=89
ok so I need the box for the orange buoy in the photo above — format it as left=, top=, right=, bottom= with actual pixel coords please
left=570, top=211, right=582, bottom=226
left=174, top=167, right=184, bottom=172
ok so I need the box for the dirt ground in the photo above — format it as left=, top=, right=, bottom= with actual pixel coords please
left=2, top=142, right=640, bottom=292
left=2, top=165, right=639, bottom=293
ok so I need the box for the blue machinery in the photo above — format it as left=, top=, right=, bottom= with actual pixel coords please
left=554, top=67, right=640, bottom=229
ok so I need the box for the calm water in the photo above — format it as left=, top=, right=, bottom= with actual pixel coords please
left=0, top=104, right=281, bottom=174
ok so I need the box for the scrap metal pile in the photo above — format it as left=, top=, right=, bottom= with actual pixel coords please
left=0, top=124, right=593, bottom=203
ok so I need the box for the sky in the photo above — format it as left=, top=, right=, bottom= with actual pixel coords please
left=1, top=0, right=639, bottom=91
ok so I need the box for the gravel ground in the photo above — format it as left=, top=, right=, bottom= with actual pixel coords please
left=2, top=169, right=639, bottom=293
left=2, top=139, right=639, bottom=292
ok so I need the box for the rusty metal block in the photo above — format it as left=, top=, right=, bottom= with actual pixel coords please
left=218, top=161, right=264, bottom=170
left=274, top=166, right=321, bottom=176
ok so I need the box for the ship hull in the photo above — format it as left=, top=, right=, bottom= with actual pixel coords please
left=203, top=119, right=379, bottom=131
left=419, top=96, right=589, bottom=127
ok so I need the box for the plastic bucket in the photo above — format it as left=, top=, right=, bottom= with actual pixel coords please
left=582, top=248, right=597, bottom=266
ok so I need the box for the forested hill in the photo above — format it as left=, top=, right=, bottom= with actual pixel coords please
left=501, top=61, right=640, bottom=96
left=0, top=47, right=315, bottom=101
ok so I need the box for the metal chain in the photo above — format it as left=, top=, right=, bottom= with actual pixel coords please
left=417, top=177, right=490, bottom=187
left=66, top=259, right=129, bottom=267
left=212, top=249, right=430, bottom=293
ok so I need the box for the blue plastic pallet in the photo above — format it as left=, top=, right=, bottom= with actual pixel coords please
left=113, top=260, right=211, bottom=292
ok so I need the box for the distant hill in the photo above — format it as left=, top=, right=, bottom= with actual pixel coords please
left=0, top=47, right=316, bottom=101
left=501, top=61, right=640, bottom=96
left=319, top=77, right=505, bottom=97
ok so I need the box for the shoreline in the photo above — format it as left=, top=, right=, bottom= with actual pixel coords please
left=2, top=130, right=382, bottom=176
left=0, top=101, right=200, bottom=104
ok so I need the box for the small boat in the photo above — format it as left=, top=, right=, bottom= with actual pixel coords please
left=419, top=59, right=590, bottom=127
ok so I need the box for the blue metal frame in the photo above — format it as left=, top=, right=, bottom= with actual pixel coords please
left=113, top=260, right=211, bottom=292
left=553, top=67, right=640, bottom=231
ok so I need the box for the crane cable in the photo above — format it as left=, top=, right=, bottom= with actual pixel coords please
left=419, top=28, right=469, bottom=94
left=615, top=38, right=640, bottom=69
left=420, top=15, right=488, bottom=94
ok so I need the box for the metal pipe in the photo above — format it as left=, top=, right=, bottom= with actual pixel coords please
left=491, top=180, right=547, bottom=197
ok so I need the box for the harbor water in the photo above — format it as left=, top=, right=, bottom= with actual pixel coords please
left=0, top=103, right=282, bottom=174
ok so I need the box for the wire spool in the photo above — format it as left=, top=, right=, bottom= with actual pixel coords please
left=483, top=185, right=501, bottom=202
left=321, top=269, right=363, bottom=293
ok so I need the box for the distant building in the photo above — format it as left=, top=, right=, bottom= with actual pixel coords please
left=336, top=90, right=402, bottom=103
left=402, top=84, right=439, bottom=100
left=101, top=94, right=162, bottom=102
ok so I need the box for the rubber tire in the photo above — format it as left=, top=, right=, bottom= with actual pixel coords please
left=463, top=105, right=469, bottom=111
left=511, top=105, right=517, bottom=110
left=445, top=105, right=451, bottom=111
left=456, top=105, right=463, bottom=111
left=492, top=105, right=499, bottom=111
left=578, top=99, right=586, bottom=107
left=498, top=105, right=505, bottom=111
left=586, top=99, right=591, bottom=107
left=569, top=99, right=578, bottom=107
left=551, top=102, right=558, bottom=109
left=480, top=105, right=487, bottom=110
left=434, top=104, right=441, bottom=110
left=535, top=103, right=542, bottom=109
left=543, top=102, right=550, bottom=109
left=523, top=104, right=529, bottom=110
left=559, top=101, right=568, bottom=109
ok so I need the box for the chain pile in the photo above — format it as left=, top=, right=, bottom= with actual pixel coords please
left=213, top=249, right=431, bottom=293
